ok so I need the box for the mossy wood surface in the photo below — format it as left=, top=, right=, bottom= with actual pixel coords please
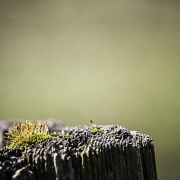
left=0, top=123, right=157, bottom=180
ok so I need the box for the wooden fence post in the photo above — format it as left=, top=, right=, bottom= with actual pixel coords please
left=0, top=123, right=157, bottom=180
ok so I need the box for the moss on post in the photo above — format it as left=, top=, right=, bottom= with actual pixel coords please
left=0, top=122, right=157, bottom=180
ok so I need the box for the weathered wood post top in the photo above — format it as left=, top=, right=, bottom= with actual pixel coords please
left=0, top=121, right=157, bottom=180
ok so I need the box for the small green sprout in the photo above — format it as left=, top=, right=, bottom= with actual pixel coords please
left=81, top=143, right=86, bottom=149
left=5, top=120, right=55, bottom=149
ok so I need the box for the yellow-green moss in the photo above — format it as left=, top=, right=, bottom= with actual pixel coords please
left=89, top=128, right=104, bottom=134
left=81, top=153, right=85, bottom=168
left=5, top=120, right=56, bottom=149
left=81, top=143, right=86, bottom=149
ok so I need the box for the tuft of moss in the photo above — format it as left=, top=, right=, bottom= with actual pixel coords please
left=89, top=128, right=104, bottom=134
left=60, top=134, right=68, bottom=138
left=4, top=120, right=55, bottom=149
left=81, top=143, right=86, bottom=149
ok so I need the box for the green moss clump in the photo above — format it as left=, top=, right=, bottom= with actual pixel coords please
left=5, top=120, right=55, bottom=149
left=60, top=134, right=68, bottom=138
left=81, top=143, right=86, bottom=149
left=89, top=128, right=104, bottom=134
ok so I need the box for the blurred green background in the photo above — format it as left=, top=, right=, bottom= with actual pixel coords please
left=0, top=0, right=179, bottom=179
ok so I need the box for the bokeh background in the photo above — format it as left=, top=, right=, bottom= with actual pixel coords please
left=0, top=0, right=179, bottom=179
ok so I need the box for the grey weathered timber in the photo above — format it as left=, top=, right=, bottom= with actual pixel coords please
left=0, top=124, right=157, bottom=180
